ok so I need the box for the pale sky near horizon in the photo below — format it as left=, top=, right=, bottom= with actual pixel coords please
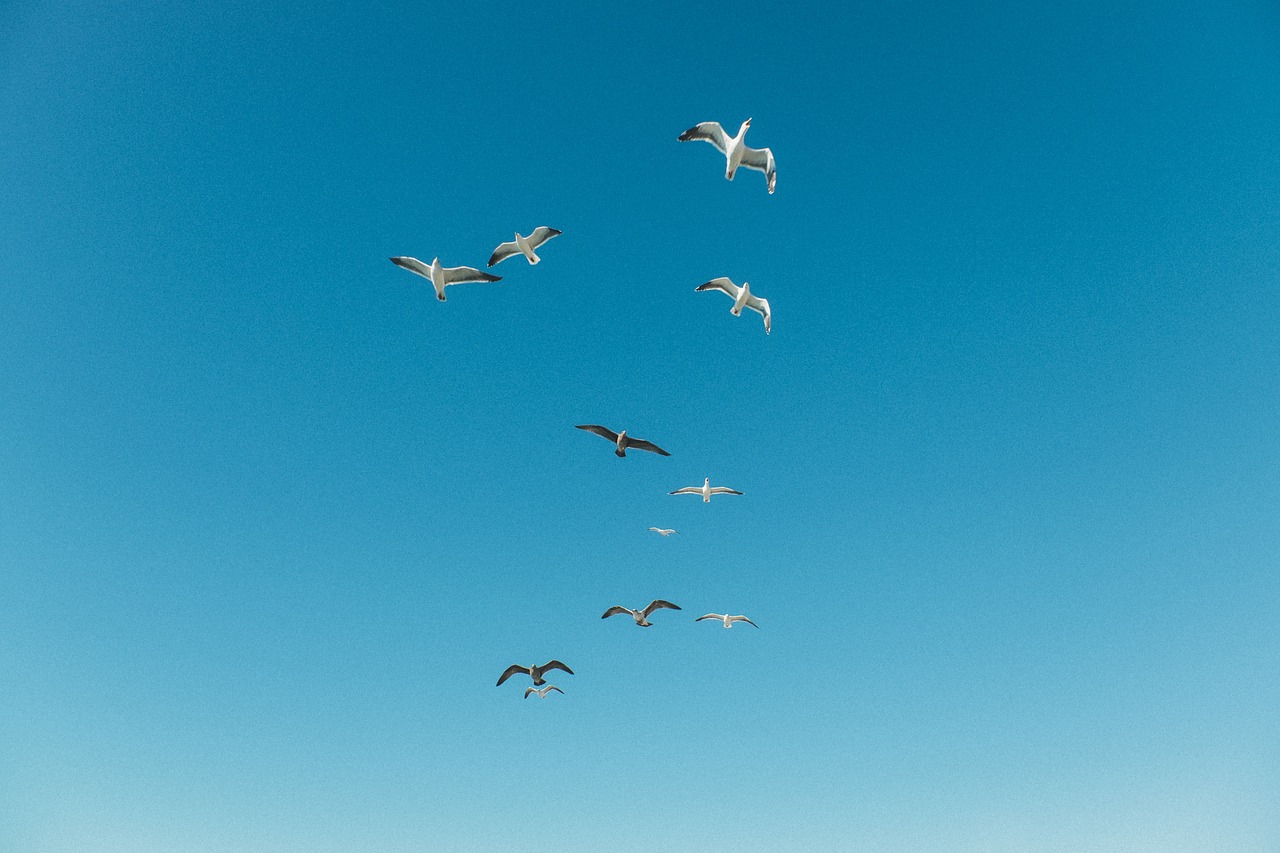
left=2, top=1, right=1279, bottom=850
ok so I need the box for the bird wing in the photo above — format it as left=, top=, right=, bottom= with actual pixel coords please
left=743, top=294, right=771, bottom=334
left=523, top=687, right=536, bottom=698
left=442, top=265, right=501, bottom=284
left=695, top=277, right=742, bottom=301
left=678, top=121, right=728, bottom=153
left=526, top=227, right=562, bottom=249
left=546, top=685, right=564, bottom=695
left=626, top=438, right=671, bottom=456
left=642, top=599, right=682, bottom=617
left=696, top=614, right=724, bottom=622
left=709, top=487, right=744, bottom=495
left=669, top=487, right=702, bottom=496
left=601, top=606, right=632, bottom=619
left=390, top=256, right=432, bottom=279
left=497, top=664, right=529, bottom=686
left=541, top=660, right=574, bottom=676
left=740, top=145, right=776, bottom=194
left=487, top=241, right=521, bottom=267
left=730, top=615, right=760, bottom=628
left=576, top=424, right=619, bottom=442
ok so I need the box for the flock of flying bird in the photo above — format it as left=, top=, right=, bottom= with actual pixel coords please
left=390, top=118, right=776, bottom=699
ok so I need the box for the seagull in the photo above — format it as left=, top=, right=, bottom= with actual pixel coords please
left=677, top=117, right=776, bottom=194
left=696, top=613, right=759, bottom=629
left=575, top=425, right=671, bottom=457
left=389, top=256, right=501, bottom=301
left=524, top=685, right=565, bottom=699
left=488, top=227, right=562, bottom=267
left=695, top=277, right=771, bottom=334
left=496, top=660, right=574, bottom=687
left=648, top=528, right=678, bottom=536
left=601, top=599, right=682, bottom=627
left=669, top=477, right=743, bottom=502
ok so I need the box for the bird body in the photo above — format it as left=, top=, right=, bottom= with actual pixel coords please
left=389, top=256, right=500, bottom=301
left=696, top=277, right=771, bottom=334
left=669, top=477, right=743, bottom=503
left=575, top=425, right=671, bottom=458
left=678, top=118, right=776, bottom=194
left=496, top=660, right=575, bottom=687
left=601, top=599, right=681, bottom=627
left=696, top=613, right=759, bottom=629
left=524, top=685, right=565, bottom=699
left=488, top=227, right=562, bottom=267
left=648, top=528, right=678, bottom=536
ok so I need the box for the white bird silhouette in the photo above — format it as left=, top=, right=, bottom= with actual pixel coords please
left=523, top=685, right=565, bottom=699
left=601, top=599, right=682, bottom=627
left=696, top=613, right=759, bottom=629
left=648, top=528, right=678, bottom=536
left=488, top=227, right=562, bottom=267
left=389, top=256, right=500, bottom=301
left=678, top=117, right=776, bottom=194
left=696, top=277, right=771, bottom=335
left=669, top=477, right=743, bottom=503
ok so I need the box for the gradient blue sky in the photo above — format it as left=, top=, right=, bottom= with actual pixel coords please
left=3, top=1, right=1279, bottom=850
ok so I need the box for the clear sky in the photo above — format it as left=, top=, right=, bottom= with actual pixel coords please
left=2, top=1, right=1278, bottom=850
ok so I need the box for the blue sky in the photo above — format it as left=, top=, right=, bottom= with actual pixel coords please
left=2, top=1, right=1278, bottom=850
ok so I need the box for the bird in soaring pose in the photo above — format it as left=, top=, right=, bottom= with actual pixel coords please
left=487, top=227, right=562, bottom=267
left=601, top=599, right=682, bottom=627
left=669, top=477, right=743, bottom=503
left=389, top=256, right=501, bottom=301
left=695, top=277, right=772, bottom=334
left=678, top=117, right=776, bottom=194
left=496, top=660, right=574, bottom=687
left=575, top=425, right=671, bottom=457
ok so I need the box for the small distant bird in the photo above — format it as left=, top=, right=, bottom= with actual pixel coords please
left=696, top=277, right=771, bottom=335
left=648, top=527, right=678, bottom=536
left=696, top=613, right=759, bottom=629
left=524, top=685, right=565, bottom=699
left=488, top=227, right=562, bottom=267
left=669, top=477, right=743, bottom=502
left=389, top=256, right=501, bottom=301
left=678, top=117, right=776, bottom=194
left=496, top=660, right=575, bottom=687
left=601, top=599, right=682, bottom=627
left=575, top=425, right=671, bottom=458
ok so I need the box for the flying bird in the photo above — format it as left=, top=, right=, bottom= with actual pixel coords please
left=696, top=613, right=759, bottom=629
left=669, top=477, right=743, bottom=502
left=496, top=660, right=575, bottom=687
left=575, top=425, right=671, bottom=457
left=389, top=256, right=500, bottom=301
left=678, top=117, right=776, bottom=194
left=488, top=227, right=562, bottom=267
left=601, top=599, right=682, bottom=627
left=524, top=685, right=565, bottom=699
left=648, top=528, right=678, bottom=536
left=696, top=277, right=771, bottom=335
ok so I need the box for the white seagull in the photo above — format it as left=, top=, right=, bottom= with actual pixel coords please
left=575, top=425, right=671, bottom=457
left=488, top=227, right=562, bottom=267
left=523, top=685, right=565, bottom=699
left=695, top=277, right=771, bottom=334
left=648, top=527, right=678, bottom=536
left=678, top=117, right=776, bottom=194
left=496, top=660, right=574, bottom=687
left=389, top=256, right=501, bottom=301
left=601, top=599, right=682, bottom=627
left=669, top=477, right=743, bottom=503
left=696, top=613, right=759, bottom=629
